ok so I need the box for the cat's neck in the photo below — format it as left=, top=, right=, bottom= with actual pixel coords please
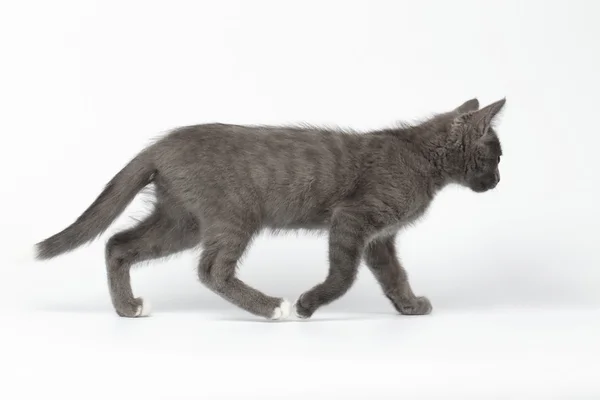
left=376, top=119, right=465, bottom=189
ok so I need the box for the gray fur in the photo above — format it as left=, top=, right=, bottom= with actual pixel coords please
left=35, top=97, right=506, bottom=319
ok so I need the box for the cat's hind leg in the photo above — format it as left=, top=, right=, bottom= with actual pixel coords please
left=197, top=219, right=290, bottom=320
left=105, top=203, right=201, bottom=318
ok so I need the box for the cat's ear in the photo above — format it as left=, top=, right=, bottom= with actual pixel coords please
left=454, top=98, right=479, bottom=114
left=471, top=98, right=506, bottom=135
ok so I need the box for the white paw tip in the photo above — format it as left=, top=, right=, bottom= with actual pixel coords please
left=271, top=299, right=291, bottom=320
left=135, top=298, right=152, bottom=317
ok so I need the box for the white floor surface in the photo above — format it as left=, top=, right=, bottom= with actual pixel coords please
left=3, top=305, right=599, bottom=399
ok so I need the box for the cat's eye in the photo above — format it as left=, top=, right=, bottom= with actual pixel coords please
left=497, top=156, right=501, bottom=164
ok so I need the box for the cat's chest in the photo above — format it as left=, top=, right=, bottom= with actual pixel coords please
left=369, top=195, right=432, bottom=241
left=388, top=184, right=433, bottom=220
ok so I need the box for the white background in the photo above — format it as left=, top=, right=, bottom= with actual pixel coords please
left=2, top=0, right=599, bottom=399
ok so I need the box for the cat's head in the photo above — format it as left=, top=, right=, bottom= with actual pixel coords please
left=447, top=98, right=506, bottom=193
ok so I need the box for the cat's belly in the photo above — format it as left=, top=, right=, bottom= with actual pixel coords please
left=264, top=209, right=332, bottom=231
left=263, top=199, right=430, bottom=238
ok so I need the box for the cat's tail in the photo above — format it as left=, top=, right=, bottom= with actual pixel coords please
left=34, top=154, right=156, bottom=260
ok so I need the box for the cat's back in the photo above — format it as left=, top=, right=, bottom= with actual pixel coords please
left=157, top=122, right=266, bottom=151
left=160, top=122, right=348, bottom=147
left=147, top=123, right=366, bottom=221
left=150, top=122, right=361, bottom=166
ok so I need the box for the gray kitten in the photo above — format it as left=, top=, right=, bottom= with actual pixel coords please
left=34, top=98, right=505, bottom=320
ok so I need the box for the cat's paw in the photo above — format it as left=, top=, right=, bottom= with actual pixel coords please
left=115, top=297, right=151, bottom=318
left=293, top=294, right=313, bottom=319
left=270, top=299, right=291, bottom=320
left=398, top=296, right=432, bottom=316
left=135, top=298, right=152, bottom=317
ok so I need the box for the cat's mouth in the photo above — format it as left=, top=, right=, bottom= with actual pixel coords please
left=471, top=180, right=498, bottom=193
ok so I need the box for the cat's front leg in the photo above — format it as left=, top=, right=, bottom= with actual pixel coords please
left=363, top=235, right=432, bottom=316
left=294, top=209, right=372, bottom=319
